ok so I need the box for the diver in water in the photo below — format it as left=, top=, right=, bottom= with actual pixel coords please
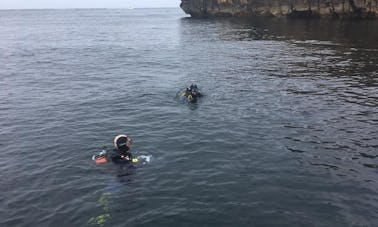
left=181, top=84, right=202, bottom=103
left=93, top=134, right=134, bottom=164
left=189, top=84, right=201, bottom=101
left=110, top=134, right=133, bottom=164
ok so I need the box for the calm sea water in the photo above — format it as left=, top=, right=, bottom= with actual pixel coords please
left=0, top=8, right=377, bottom=227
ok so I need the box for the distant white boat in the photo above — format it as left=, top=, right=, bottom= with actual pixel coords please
left=127, top=6, right=134, bottom=10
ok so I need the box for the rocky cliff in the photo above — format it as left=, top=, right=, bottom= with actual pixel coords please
left=180, top=0, right=378, bottom=19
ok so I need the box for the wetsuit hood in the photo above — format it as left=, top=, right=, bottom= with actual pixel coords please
left=114, top=134, right=130, bottom=150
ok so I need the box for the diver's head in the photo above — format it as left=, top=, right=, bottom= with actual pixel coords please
left=114, top=134, right=131, bottom=151
left=190, top=84, right=198, bottom=92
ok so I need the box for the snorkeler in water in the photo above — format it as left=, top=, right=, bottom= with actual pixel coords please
left=181, top=84, right=202, bottom=103
left=93, top=134, right=136, bottom=164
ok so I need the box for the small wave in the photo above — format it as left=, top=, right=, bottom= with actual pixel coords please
left=363, top=163, right=378, bottom=169
left=308, top=161, right=339, bottom=170
left=360, top=152, right=378, bottom=159
left=287, top=147, right=306, bottom=153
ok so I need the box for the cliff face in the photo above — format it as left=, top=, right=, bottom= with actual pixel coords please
left=180, top=0, right=378, bottom=19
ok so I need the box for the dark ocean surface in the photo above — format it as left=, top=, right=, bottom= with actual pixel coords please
left=0, top=8, right=377, bottom=227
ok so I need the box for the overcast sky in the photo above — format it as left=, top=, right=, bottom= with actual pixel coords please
left=0, top=0, right=180, bottom=9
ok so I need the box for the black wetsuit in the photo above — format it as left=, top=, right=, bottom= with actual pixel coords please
left=108, top=147, right=133, bottom=164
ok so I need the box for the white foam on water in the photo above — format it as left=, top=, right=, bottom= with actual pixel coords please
left=137, top=155, right=152, bottom=163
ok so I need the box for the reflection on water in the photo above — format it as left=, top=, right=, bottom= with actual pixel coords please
left=179, top=16, right=378, bottom=184
left=212, top=17, right=378, bottom=46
